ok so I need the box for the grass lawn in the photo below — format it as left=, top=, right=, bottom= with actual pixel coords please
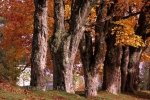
left=0, top=82, right=150, bottom=100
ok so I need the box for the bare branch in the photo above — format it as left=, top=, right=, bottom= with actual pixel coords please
left=122, top=12, right=141, bottom=19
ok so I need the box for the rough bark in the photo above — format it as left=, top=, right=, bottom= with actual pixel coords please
left=50, top=0, right=96, bottom=93
left=125, top=1, right=150, bottom=92
left=30, top=0, right=48, bottom=91
left=121, top=47, right=129, bottom=92
left=80, top=32, right=99, bottom=97
left=79, top=0, right=107, bottom=97
left=51, top=0, right=66, bottom=91
left=148, top=69, right=150, bottom=90
left=102, top=0, right=127, bottom=94
left=125, top=47, right=142, bottom=92
left=85, top=73, right=99, bottom=97
left=103, top=35, right=122, bottom=94
left=80, top=32, right=106, bottom=97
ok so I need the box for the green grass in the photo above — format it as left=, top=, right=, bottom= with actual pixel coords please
left=76, top=91, right=150, bottom=100
left=0, top=88, right=86, bottom=100
left=0, top=86, right=150, bottom=100
left=32, top=90, right=86, bottom=100
left=0, top=89, right=26, bottom=100
left=95, top=91, right=150, bottom=100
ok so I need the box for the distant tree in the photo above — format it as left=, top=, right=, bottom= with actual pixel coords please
left=0, top=0, right=33, bottom=83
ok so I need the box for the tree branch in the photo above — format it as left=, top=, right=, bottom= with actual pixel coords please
left=122, top=12, right=141, bottom=19
left=21, top=63, right=30, bottom=72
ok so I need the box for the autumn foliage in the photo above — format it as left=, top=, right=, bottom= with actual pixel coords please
left=112, top=17, right=145, bottom=47
left=0, top=0, right=149, bottom=95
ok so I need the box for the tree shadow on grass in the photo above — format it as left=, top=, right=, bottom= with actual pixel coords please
left=76, top=90, right=150, bottom=100
left=123, top=91, right=150, bottom=100
left=75, top=91, right=85, bottom=97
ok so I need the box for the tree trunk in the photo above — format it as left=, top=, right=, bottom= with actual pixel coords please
left=79, top=1, right=107, bottom=97
left=148, top=68, right=150, bottom=90
left=50, top=0, right=96, bottom=93
left=102, top=0, right=128, bottom=94
left=125, top=47, right=142, bottom=92
left=85, top=73, right=99, bottom=97
left=121, top=47, right=129, bottom=92
left=50, top=0, right=66, bottom=91
left=125, top=1, right=150, bottom=92
left=103, top=35, right=122, bottom=94
left=30, top=0, right=48, bottom=91
left=80, top=32, right=101, bottom=97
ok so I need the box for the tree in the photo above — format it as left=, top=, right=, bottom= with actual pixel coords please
left=124, top=0, right=150, bottom=92
left=121, top=46, right=129, bottom=91
left=50, top=0, right=96, bottom=93
left=0, top=0, right=33, bottom=83
left=30, top=0, right=48, bottom=91
left=102, top=0, right=150, bottom=94
left=79, top=0, right=107, bottom=97
left=103, top=0, right=149, bottom=93
left=102, top=0, right=128, bottom=94
left=50, top=0, right=65, bottom=91
left=148, top=68, right=150, bottom=90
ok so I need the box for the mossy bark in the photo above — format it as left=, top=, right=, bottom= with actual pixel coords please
left=50, top=0, right=96, bottom=93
